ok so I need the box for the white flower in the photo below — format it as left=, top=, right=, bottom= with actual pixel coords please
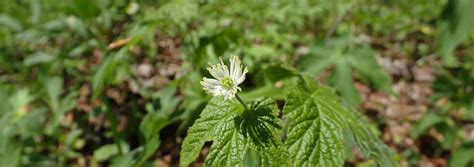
left=200, top=55, right=248, bottom=100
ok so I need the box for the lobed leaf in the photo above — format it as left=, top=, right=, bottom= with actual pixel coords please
left=284, top=79, right=395, bottom=166
left=300, top=37, right=392, bottom=106
left=344, top=108, right=395, bottom=167
left=283, top=81, right=346, bottom=166
left=180, top=97, right=287, bottom=166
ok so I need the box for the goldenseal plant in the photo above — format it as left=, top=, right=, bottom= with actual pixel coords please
left=180, top=56, right=396, bottom=166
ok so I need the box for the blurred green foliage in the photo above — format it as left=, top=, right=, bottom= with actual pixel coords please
left=0, top=0, right=473, bottom=166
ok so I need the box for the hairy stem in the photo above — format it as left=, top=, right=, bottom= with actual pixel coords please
left=235, top=94, right=248, bottom=109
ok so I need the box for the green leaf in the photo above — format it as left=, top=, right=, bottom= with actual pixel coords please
left=299, top=46, right=335, bottom=75
left=111, top=154, right=134, bottom=167
left=0, top=142, right=20, bottom=167
left=345, top=109, right=395, bottom=167
left=23, top=52, right=56, bottom=66
left=9, top=89, right=35, bottom=114
left=72, top=0, right=100, bottom=18
left=332, top=60, right=361, bottom=106
left=348, top=47, right=393, bottom=94
left=0, top=14, right=23, bottom=31
left=154, top=85, right=180, bottom=116
left=283, top=81, right=346, bottom=166
left=30, top=0, right=41, bottom=24
left=41, top=75, right=63, bottom=111
left=140, top=114, right=168, bottom=142
left=263, top=64, right=299, bottom=82
left=134, top=84, right=180, bottom=166
left=239, top=84, right=286, bottom=100
left=65, top=16, right=89, bottom=37
left=411, top=112, right=445, bottom=138
left=243, top=147, right=258, bottom=167
left=437, top=0, right=474, bottom=65
left=245, top=44, right=277, bottom=60
left=180, top=71, right=207, bottom=109
left=134, top=112, right=168, bottom=166
left=180, top=98, right=287, bottom=166
left=92, top=48, right=128, bottom=99
left=134, top=136, right=160, bottom=167
left=179, top=98, right=242, bottom=165
left=155, top=0, right=198, bottom=23
left=284, top=79, right=395, bottom=166
left=93, top=144, right=120, bottom=162
left=18, top=108, right=48, bottom=137
left=448, top=142, right=474, bottom=167
left=300, top=37, right=392, bottom=106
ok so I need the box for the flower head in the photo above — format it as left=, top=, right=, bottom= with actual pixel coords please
left=200, top=55, right=248, bottom=100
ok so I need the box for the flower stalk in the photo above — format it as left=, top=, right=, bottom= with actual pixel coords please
left=235, top=94, right=248, bottom=109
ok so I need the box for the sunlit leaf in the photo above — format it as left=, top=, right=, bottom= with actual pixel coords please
left=180, top=98, right=288, bottom=166
left=284, top=78, right=395, bottom=166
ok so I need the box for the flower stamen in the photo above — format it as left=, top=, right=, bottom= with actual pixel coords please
left=221, top=77, right=234, bottom=90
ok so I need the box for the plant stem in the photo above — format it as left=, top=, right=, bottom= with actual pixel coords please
left=235, top=94, right=248, bottom=109
left=103, top=98, right=123, bottom=155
